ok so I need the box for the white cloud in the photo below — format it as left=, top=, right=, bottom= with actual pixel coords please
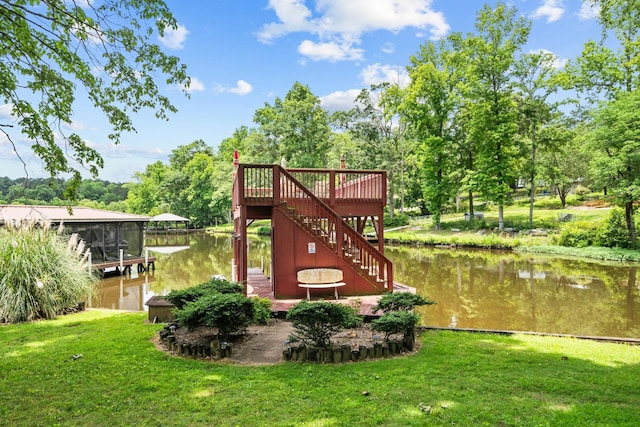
left=0, top=104, right=15, bottom=120
left=298, top=40, right=363, bottom=61
left=381, top=42, right=394, bottom=54
left=215, top=80, right=253, bottom=96
left=229, top=80, right=253, bottom=95
left=258, top=0, right=450, bottom=61
left=103, top=143, right=165, bottom=160
left=578, top=2, right=599, bottom=20
left=182, top=77, right=206, bottom=93
left=531, top=0, right=565, bottom=23
left=63, top=120, right=91, bottom=132
left=320, top=89, right=361, bottom=112
left=360, top=63, right=409, bottom=87
left=531, top=48, right=568, bottom=69
left=320, top=63, right=410, bottom=112
left=158, top=24, right=189, bottom=49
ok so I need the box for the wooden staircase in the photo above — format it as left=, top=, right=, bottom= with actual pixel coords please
left=277, top=167, right=392, bottom=293
left=233, top=164, right=392, bottom=297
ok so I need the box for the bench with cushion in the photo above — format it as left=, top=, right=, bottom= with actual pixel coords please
left=297, top=268, right=346, bottom=300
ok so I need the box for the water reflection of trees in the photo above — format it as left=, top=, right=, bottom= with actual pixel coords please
left=146, top=233, right=271, bottom=294
left=96, top=236, right=638, bottom=337
left=386, top=244, right=639, bottom=338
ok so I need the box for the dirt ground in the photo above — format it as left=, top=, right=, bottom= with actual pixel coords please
left=165, top=319, right=404, bottom=365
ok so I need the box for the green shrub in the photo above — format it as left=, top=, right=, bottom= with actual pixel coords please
left=0, top=222, right=97, bottom=323
left=166, top=277, right=242, bottom=309
left=251, top=296, right=273, bottom=325
left=573, top=185, right=591, bottom=201
left=553, top=220, right=601, bottom=247
left=174, top=292, right=254, bottom=339
left=286, top=301, right=362, bottom=347
left=371, top=311, right=420, bottom=341
left=256, top=226, right=271, bottom=236
left=596, top=208, right=632, bottom=249
left=372, top=292, right=435, bottom=313
left=384, top=212, right=410, bottom=228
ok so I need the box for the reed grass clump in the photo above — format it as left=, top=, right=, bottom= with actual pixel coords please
left=0, top=220, right=97, bottom=323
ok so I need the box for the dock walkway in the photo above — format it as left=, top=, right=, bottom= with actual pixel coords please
left=92, top=256, right=156, bottom=275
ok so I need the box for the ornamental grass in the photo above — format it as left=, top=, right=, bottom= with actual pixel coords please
left=0, top=220, right=97, bottom=323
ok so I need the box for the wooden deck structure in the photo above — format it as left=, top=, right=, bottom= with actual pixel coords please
left=233, top=164, right=393, bottom=299
left=92, top=255, right=156, bottom=276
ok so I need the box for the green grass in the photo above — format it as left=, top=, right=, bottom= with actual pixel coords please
left=1, top=310, right=639, bottom=426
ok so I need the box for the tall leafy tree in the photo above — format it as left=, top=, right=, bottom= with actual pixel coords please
left=333, top=83, right=412, bottom=217
left=125, top=161, right=170, bottom=215
left=562, top=0, right=640, bottom=101
left=589, top=90, right=640, bottom=245
left=560, top=0, right=640, bottom=242
left=253, top=82, right=331, bottom=168
left=1, top=0, right=189, bottom=198
left=403, top=38, right=461, bottom=228
left=538, top=122, right=592, bottom=209
left=455, top=2, right=530, bottom=230
left=169, top=140, right=214, bottom=171
left=513, top=51, right=559, bottom=226
left=179, top=152, right=216, bottom=228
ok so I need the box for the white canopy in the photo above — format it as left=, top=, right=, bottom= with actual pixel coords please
left=150, top=213, right=190, bottom=222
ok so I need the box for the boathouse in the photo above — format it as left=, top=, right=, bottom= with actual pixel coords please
left=0, top=205, right=154, bottom=273
left=232, top=164, right=393, bottom=299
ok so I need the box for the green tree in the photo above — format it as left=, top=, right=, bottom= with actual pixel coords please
left=560, top=0, right=640, bottom=242
left=589, top=90, right=640, bottom=245
left=125, top=161, right=170, bottom=215
left=254, top=82, right=331, bottom=168
left=1, top=0, right=189, bottom=198
left=334, top=83, right=413, bottom=217
left=538, top=122, right=592, bottom=208
left=180, top=152, right=216, bottom=228
left=169, top=140, right=214, bottom=171
left=513, top=51, right=559, bottom=226
left=456, top=2, right=530, bottom=230
left=562, top=0, right=640, bottom=102
left=403, top=38, right=461, bottom=228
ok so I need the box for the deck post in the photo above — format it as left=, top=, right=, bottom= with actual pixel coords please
left=119, top=249, right=124, bottom=275
left=329, top=170, right=336, bottom=207
left=273, top=165, right=280, bottom=205
left=379, top=171, right=387, bottom=254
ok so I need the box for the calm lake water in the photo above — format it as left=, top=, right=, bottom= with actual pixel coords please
left=95, top=232, right=640, bottom=339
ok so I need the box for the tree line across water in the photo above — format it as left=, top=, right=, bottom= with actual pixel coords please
left=0, top=177, right=128, bottom=211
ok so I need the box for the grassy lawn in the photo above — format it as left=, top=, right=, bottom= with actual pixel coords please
left=1, top=310, right=639, bottom=426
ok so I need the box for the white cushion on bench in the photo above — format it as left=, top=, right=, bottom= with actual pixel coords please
left=297, top=268, right=343, bottom=284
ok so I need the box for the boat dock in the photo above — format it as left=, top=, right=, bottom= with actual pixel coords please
left=92, top=255, right=156, bottom=276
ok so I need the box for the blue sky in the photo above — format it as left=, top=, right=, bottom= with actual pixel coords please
left=0, top=0, right=603, bottom=183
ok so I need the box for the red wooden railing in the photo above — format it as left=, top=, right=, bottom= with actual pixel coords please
left=233, top=165, right=386, bottom=208
left=233, top=164, right=392, bottom=291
